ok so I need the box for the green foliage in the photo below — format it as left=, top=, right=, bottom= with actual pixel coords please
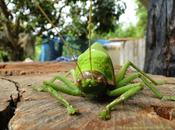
left=93, top=0, right=148, bottom=39
left=135, top=0, right=147, bottom=37
left=62, top=0, right=126, bottom=51
left=62, top=36, right=81, bottom=57
left=93, top=0, right=126, bottom=33
left=0, top=51, right=8, bottom=62
left=109, top=24, right=140, bottom=38
left=0, top=0, right=57, bottom=33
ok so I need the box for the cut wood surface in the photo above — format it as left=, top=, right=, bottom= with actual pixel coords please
left=0, top=62, right=175, bottom=130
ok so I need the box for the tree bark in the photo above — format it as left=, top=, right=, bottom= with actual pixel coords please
left=144, top=0, right=175, bottom=77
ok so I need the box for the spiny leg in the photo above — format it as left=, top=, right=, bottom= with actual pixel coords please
left=140, top=76, right=175, bottom=100
left=59, top=69, right=77, bottom=83
left=129, top=61, right=166, bottom=85
left=107, top=83, right=142, bottom=97
left=39, top=74, right=81, bottom=96
left=118, top=72, right=165, bottom=88
left=116, top=61, right=158, bottom=85
left=117, top=73, right=140, bottom=87
left=70, top=69, right=77, bottom=83
left=35, top=74, right=82, bottom=115
left=117, top=72, right=175, bottom=101
left=99, top=83, right=144, bottom=120
left=50, top=74, right=75, bottom=87
left=47, top=71, right=82, bottom=95
left=41, top=83, right=80, bottom=115
left=43, top=80, right=81, bottom=96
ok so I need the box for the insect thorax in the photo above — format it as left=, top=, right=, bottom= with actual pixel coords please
left=75, top=43, right=115, bottom=85
left=76, top=71, right=114, bottom=98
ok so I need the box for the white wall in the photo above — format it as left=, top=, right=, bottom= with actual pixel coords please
left=104, top=38, right=145, bottom=70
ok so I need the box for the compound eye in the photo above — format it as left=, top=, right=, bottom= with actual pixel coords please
left=76, top=79, right=81, bottom=85
left=97, top=76, right=103, bottom=83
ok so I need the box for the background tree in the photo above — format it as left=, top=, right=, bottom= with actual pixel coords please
left=144, top=0, right=175, bottom=76
left=0, top=0, right=60, bottom=61
left=0, top=0, right=126, bottom=61
left=96, top=0, right=147, bottom=39
left=62, top=0, right=126, bottom=51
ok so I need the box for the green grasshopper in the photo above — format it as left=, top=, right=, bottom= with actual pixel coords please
left=37, top=41, right=175, bottom=120
left=35, top=1, right=175, bottom=120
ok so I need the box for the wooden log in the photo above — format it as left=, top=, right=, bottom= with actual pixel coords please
left=0, top=62, right=175, bottom=130
left=0, top=78, right=19, bottom=130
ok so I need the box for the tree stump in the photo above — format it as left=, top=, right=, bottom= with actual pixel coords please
left=0, top=62, right=175, bottom=130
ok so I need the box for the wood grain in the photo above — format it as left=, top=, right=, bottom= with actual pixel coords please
left=0, top=62, right=175, bottom=130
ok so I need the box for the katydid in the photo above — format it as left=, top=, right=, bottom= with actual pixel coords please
left=34, top=0, right=175, bottom=120
left=36, top=42, right=175, bottom=120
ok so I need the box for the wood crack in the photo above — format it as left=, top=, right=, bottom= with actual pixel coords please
left=0, top=77, right=22, bottom=130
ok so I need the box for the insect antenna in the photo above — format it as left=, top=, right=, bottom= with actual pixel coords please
left=34, top=1, right=84, bottom=79
left=88, top=0, right=93, bottom=72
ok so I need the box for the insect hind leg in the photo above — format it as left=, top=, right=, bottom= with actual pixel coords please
left=116, top=61, right=158, bottom=85
left=116, top=63, right=175, bottom=101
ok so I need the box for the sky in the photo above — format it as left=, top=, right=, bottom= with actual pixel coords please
left=119, top=0, right=138, bottom=27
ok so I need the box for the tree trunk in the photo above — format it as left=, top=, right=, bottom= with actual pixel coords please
left=144, top=0, right=175, bottom=77
left=0, top=0, right=35, bottom=61
left=10, top=46, right=24, bottom=61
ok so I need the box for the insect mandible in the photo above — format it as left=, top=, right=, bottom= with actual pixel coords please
left=34, top=0, right=175, bottom=120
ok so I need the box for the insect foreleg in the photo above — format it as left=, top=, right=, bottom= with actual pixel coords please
left=35, top=74, right=82, bottom=115
left=99, top=83, right=144, bottom=120
left=49, top=75, right=75, bottom=88
left=41, top=83, right=79, bottom=115
left=70, top=69, right=77, bottom=83
left=43, top=81, right=81, bottom=96
left=62, top=69, right=77, bottom=83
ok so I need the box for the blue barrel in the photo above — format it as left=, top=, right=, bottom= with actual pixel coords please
left=39, top=36, right=63, bottom=62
